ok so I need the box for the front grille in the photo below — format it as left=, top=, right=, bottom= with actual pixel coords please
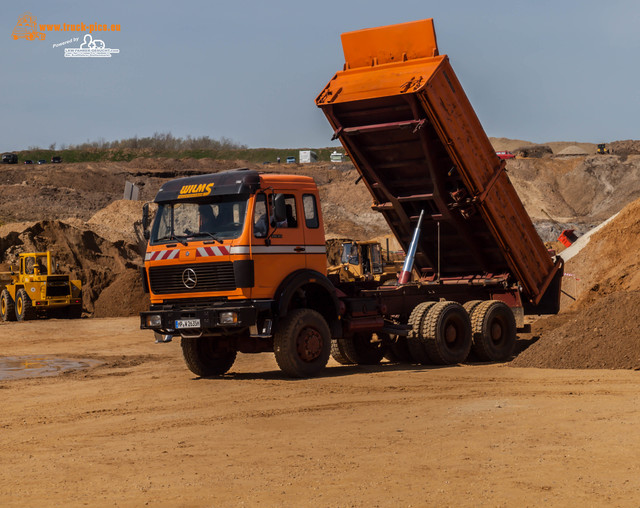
left=46, top=279, right=71, bottom=297
left=149, top=262, right=236, bottom=294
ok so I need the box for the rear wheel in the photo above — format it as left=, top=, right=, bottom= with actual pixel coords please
left=463, top=300, right=483, bottom=315
left=1, top=290, right=16, bottom=322
left=15, top=289, right=36, bottom=321
left=407, top=302, right=437, bottom=364
left=346, top=332, right=385, bottom=365
left=181, top=337, right=237, bottom=377
left=470, top=300, right=516, bottom=361
left=384, top=335, right=413, bottom=363
left=330, top=338, right=355, bottom=365
left=422, top=301, right=472, bottom=365
left=274, top=309, right=331, bottom=378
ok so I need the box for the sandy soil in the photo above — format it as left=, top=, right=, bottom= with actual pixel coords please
left=1, top=317, right=640, bottom=507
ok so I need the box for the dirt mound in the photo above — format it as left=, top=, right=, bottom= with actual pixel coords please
left=609, top=140, right=640, bottom=158
left=512, top=291, right=640, bottom=369
left=508, top=155, right=640, bottom=223
left=87, top=200, right=146, bottom=250
left=556, top=145, right=588, bottom=156
left=560, top=196, right=640, bottom=309
left=93, top=270, right=149, bottom=318
left=514, top=144, right=553, bottom=158
left=513, top=195, right=640, bottom=370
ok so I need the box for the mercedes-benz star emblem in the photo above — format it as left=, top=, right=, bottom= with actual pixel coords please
left=182, top=268, right=197, bottom=289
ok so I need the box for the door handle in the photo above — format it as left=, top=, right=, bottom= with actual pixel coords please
left=294, top=246, right=306, bottom=252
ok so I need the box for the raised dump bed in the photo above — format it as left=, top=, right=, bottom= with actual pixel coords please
left=317, top=19, right=562, bottom=312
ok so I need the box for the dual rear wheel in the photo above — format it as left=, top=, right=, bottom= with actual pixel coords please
left=403, top=299, right=516, bottom=365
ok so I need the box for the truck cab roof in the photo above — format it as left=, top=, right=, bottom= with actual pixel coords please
left=153, top=169, right=317, bottom=203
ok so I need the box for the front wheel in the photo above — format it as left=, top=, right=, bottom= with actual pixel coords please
left=274, top=309, right=331, bottom=378
left=16, top=288, right=36, bottom=321
left=181, top=337, right=237, bottom=377
left=1, top=289, right=16, bottom=322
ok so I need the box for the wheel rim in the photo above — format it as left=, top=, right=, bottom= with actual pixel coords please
left=490, top=317, right=506, bottom=345
left=17, top=298, right=22, bottom=315
left=443, top=315, right=465, bottom=347
left=445, top=323, right=458, bottom=343
left=297, top=327, right=322, bottom=363
left=1, top=298, right=5, bottom=316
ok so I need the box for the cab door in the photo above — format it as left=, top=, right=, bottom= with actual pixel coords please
left=250, top=191, right=307, bottom=299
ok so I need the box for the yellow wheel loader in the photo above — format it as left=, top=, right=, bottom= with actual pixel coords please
left=0, top=251, right=82, bottom=321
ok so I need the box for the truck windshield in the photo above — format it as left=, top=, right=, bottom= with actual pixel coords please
left=151, top=196, right=248, bottom=244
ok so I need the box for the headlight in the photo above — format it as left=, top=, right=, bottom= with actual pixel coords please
left=146, top=314, right=162, bottom=327
left=219, top=311, right=238, bottom=325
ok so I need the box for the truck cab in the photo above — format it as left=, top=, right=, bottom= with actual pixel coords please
left=140, top=169, right=342, bottom=377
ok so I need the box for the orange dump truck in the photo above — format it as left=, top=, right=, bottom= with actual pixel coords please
left=140, top=19, right=562, bottom=378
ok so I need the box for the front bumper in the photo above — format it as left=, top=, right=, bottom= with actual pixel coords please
left=140, top=300, right=264, bottom=335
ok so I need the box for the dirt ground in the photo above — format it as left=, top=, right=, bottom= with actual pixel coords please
left=1, top=317, right=640, bottom=507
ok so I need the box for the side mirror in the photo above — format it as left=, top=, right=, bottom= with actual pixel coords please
left=273, top=194, right=286, bottom=224
left=142, top=202, right=149, bottom=230
left=142, top=202, right=151, bottom=240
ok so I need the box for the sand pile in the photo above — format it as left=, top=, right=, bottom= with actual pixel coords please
left=512, top=291, right=640, bottom=369
left=513, top=196, right=640, bottom=369
left=562, top=196, right=640, bottom=308
left=556, top=145, right=588, bottom=156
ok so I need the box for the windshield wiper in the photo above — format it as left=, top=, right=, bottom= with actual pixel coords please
left=157, top=234, right=188, bottom=246
left=192, top=232, right=223, bottom=244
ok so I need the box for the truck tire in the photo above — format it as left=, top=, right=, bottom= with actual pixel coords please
left=339, top=332, right=385, bottom=365
left=1, top=290, right=16, bottom=322
left=181, top=337, right=237, bottom=377
left=0, top=289, right=16, bottom=321
left=470, top=300, right=516, bottom=361
left=463, top=300, right=483, bottom=315
left=422, top=301, right=472, bottom=365
left=15, top=289, right=36, bottom=321
left=274, top=308, right=331, bottom=378
left=330, top=338, right=355, bottom=365
left=384, top=335, right=413, bottom=363
left=407, top=302, right=437, bottom=364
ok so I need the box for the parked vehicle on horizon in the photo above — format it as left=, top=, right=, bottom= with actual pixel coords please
left=51, top=156, right=62, bottom=163
left=496, top=150, right=516, bottom=160
left=2, top=153, right=18, bottom=164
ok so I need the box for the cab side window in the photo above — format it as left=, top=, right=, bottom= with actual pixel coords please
left=282, top=195, right=297, bottom=228
left=253, top=193, right=268, bottom=238
left=303, top=194, right=319, bottom=229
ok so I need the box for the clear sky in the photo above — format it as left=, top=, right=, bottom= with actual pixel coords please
left=3, top=0, right=639, bottom=151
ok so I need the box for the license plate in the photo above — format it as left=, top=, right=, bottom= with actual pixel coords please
left=175, top=319, right=201, bottom=329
